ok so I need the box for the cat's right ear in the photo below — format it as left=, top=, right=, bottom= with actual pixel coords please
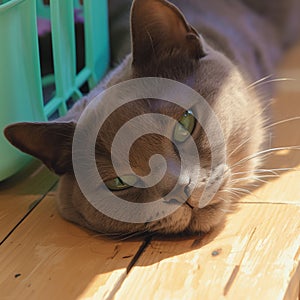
left=4, top=122, right=75, bottom=175
left=130, top=0, right=205, bottom=71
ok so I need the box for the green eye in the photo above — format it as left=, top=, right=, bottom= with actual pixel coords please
left=173, top=110, right=196, bottom=143
left=105, top=175, right=138, bottom=191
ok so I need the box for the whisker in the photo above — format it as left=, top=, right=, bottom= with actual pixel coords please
left=226, top=187, right=259, bottom=199
left=220, top=208, right=235, bottom=214
left=116, top=230, right=149, bottom=241
left=249, top=178, right=267, bottom=184
left=114, top=229, right=155, bottom=241
left=247, top=74, right=274, bottom=89
left=227, top=103, right=272, bottom=159
left=228, top=135, right=253, bottom=159
left=231, top=176, right=275, bottom=184
left=231, top=167, right=298, bottom=178
left=265, top=116, right=300, bottom=129
left=220, top=190, right=240, bottom=198
left=255, top=168, right=299, bottom=175
left=229, top=115, right=300, bottom=163
left=216, top=195, right=233, bottom=204
left=222, top=188, right=253, bottom=199
left=87, top=227, right=153, bottom=242
left=227, top=153, right=272, bottom=175
left=230, top=146, right=300, bottom=170
left=248, top=77, right=296, bottom=90
left=232, top=174, right=280, bottom=181
left=230, top=187, right=253, bottom=194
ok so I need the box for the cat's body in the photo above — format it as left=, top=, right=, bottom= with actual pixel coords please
left=5, top=0, right=300, bottom=236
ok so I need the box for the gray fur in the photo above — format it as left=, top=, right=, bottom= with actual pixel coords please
left=5, top=0, right=300, bottom=236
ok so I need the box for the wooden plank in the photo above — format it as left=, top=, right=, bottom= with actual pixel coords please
left=114, top=203, right=300, bottom=300
left=0, top=194, right=41, bottom=242
left=283, top=262, right=300, bottom=300
left=0, top=194, right=144, bottom=300
left=0, top=160, right=57, bottom=242
left=224, top=205, right=300, bottom=300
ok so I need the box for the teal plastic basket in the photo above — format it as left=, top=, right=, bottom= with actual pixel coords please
left=0, top=0, right=110, bottom=181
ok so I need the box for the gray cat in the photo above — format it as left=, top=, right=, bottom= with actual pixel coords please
left=5, top=0, right=300, bottom=236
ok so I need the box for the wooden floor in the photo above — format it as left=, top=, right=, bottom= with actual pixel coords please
left=1, top=45, right=300, bottom=300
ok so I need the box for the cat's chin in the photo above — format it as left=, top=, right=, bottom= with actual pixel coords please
left=146, top=201, right=227, bottom=235
left=186, top=203, right=227, bottom=234
left=145, top=204, right=192, bottom=234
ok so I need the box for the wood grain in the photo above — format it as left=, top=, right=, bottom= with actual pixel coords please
left=0, top=160, right=57, bottom=243
left=0, top=194, right=144, bottom=300
left=114, top=203, right=300, bottom=300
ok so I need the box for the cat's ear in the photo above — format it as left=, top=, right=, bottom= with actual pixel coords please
left=4, top=122, right=75, bottom=175
left=130, top=0, right=205, bottom=69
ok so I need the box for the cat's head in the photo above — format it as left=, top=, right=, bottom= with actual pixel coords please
left=4, top=0, right=266, bottom=236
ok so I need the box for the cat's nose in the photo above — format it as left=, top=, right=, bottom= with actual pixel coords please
left=184, top=185, right=192, bottom=197
left=166, top=198, right=183, bottom=206
left=163, top=184, right=190, bottom=206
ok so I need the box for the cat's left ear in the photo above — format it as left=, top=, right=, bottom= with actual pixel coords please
left=4, top=122, right=75, bottom=175
left=131, top=0, right=205, bottom=70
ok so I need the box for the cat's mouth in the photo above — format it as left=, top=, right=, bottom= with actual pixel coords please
left=147, top=200, right=227, bottom=234
left=185, top=164, right=231, bottom=209
left=185, top=201, right=194, bottom=209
